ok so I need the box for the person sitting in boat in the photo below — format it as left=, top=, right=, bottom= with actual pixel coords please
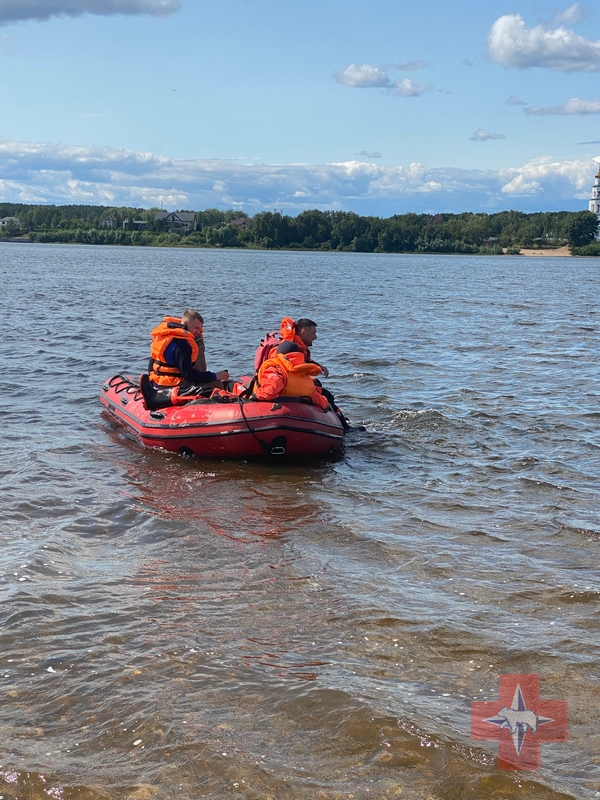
left=141, top=309, right=229, bottom=409
left=254, top=351, right=329, bottom=409
left=255, top=317, right=329, bottom=377
left=276, top=317, right=330, bottom=377
left=270, top=317, right=350, bottom=428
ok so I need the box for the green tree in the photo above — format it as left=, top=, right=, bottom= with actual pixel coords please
left=197, top=208, right=226, bottom=229
left=0, top=221, right=18, bottom=239
left=566, top=211, right=599, bottom=248
left=294, top=210, right=332, bottom=248
left=204, top=225, right=240, bottom=247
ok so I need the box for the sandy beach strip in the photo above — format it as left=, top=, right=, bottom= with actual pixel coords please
left=517, top=246, right=571, bottom=257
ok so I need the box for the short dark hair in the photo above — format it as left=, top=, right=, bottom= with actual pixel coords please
left=295, top=317, right=317, bottom=330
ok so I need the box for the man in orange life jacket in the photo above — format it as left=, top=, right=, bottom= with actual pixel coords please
left=274, top=317, right=330, bottom=377
left=148, top=309, right=229, bottom=393
left=267, top=317, right=350, bottom=429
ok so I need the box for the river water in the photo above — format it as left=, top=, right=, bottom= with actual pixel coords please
left=1, top=243, right=599, bottom=800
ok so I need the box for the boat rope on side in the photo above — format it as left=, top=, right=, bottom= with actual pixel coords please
left=237, top=396, right=284, bottom=456
left=104, top=373, right=143, bottom=402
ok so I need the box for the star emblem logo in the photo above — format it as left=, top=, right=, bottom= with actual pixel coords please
left=471, top=674, right=568, bottom=770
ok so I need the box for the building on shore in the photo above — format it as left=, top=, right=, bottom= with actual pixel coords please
left=230, top=215, right=250, bottom=230
left=0, top=216, right=21, bottom=229
left=588, top=164, right=600, bottom=240
left=154, top=211, right=197, bottom=232
left=101, top=214, right=117, bottom=229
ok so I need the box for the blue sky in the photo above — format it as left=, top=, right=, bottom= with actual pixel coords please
left=1, top=0, right=600, bottom=215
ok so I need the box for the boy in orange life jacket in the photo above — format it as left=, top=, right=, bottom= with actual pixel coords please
left=148, top=309, right=229, bottom=389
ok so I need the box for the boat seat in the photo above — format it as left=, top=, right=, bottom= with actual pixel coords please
left=139, top=373, right=173, bottom=411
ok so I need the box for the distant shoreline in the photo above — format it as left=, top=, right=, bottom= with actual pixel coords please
left=0, top=238, right=579, bottom=256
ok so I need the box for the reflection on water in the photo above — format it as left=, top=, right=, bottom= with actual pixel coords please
left=1, top=245, right=599, bottom=799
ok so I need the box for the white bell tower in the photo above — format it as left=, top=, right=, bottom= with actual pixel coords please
left=588, top=163, right=600, bottom=240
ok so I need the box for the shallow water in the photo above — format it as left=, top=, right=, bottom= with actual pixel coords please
left=1, top=243, right=599, bottom=799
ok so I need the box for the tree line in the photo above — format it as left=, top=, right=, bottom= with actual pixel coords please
left=1, top=202, right=599, bottom=254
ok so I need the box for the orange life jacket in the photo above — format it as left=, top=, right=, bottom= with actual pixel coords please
left=257, top=351, right=322, bottom=398
left=148, top=316, right=199, bottom=387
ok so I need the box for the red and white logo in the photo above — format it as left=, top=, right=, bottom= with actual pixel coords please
left=471, top=674, right=568, bottom=770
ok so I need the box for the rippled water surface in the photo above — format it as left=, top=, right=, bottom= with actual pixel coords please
left=2, top=243, right=599, bottom=800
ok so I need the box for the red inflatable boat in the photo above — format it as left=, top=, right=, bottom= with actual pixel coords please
left=100, top=374, right=344, bottom=458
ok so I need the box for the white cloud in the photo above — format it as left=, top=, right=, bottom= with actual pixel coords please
left=470, top=128, right=506, bottom=141
left=334, top=63, right=391, bottom=88
left=525, top=97, right=600, bottom=115
left=499, top=156, right=590, bottom=197
left=505, top=95, right=527, bottom=106
left=334, top=63, right=432, bottom=96
left=554, top=3, right=583, bottom=25
left=487, top=13, right=600, bottom=72
left=392, top=78, right=431, bottom=97
left=500, top=175, right=542, bottom=196
left=0, top=136, right=595, bottom=215
left=0, top=0, right=183, bottom=25
left=358, top=150, right=382, bottom=159
left=393, top=60, right=429, bottom=71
